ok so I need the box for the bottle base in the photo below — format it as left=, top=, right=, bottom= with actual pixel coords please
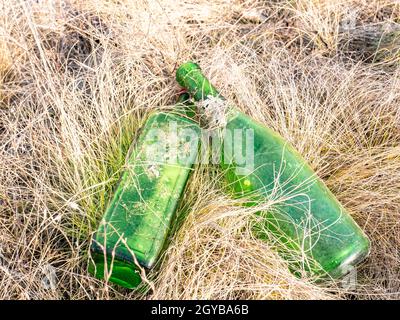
left=327, top=243, right=370, bottom=279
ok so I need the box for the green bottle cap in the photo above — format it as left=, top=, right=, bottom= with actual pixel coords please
left=88, top=252, right=142, bottom=289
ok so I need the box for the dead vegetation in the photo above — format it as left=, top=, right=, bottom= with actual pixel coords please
left=0, top=0, right=399, bottom=299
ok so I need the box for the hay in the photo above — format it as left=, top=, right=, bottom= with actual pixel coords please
left=0, top=0, right=399, bottom=299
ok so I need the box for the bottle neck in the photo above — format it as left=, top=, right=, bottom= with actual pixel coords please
left=176, top=62, right=222, bottom=101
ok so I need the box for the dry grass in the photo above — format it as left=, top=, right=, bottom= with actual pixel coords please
left=0, top=0, right=399, bottom=299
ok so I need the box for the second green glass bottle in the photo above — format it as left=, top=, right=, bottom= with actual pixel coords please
left=176, top=62, right=370, bottom=278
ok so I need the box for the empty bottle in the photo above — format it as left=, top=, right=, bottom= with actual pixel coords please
left=176, top=62, right=370, bottom=278
left=89, top=94, right=200, bottom=288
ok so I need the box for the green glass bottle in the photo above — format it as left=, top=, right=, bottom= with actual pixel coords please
left=89, top=94, right=200, bottom=289
left=176, top=62, right=370, bottom=278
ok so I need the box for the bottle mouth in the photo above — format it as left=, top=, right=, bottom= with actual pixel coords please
left=176, top=61, right=201, bottom=73
left=88, top=251, right=143, bottom=289
left=175, top=61, right=201, bottom=86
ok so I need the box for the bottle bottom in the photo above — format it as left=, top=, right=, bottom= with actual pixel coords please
left=327, top=243, right=370, bottom=279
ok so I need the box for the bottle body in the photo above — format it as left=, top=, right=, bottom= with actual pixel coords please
left=223, top=110, right=370, bottom=277
left=176, top=62, right=370, bottom=278
left=89, top=106, right=200, bottom=288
